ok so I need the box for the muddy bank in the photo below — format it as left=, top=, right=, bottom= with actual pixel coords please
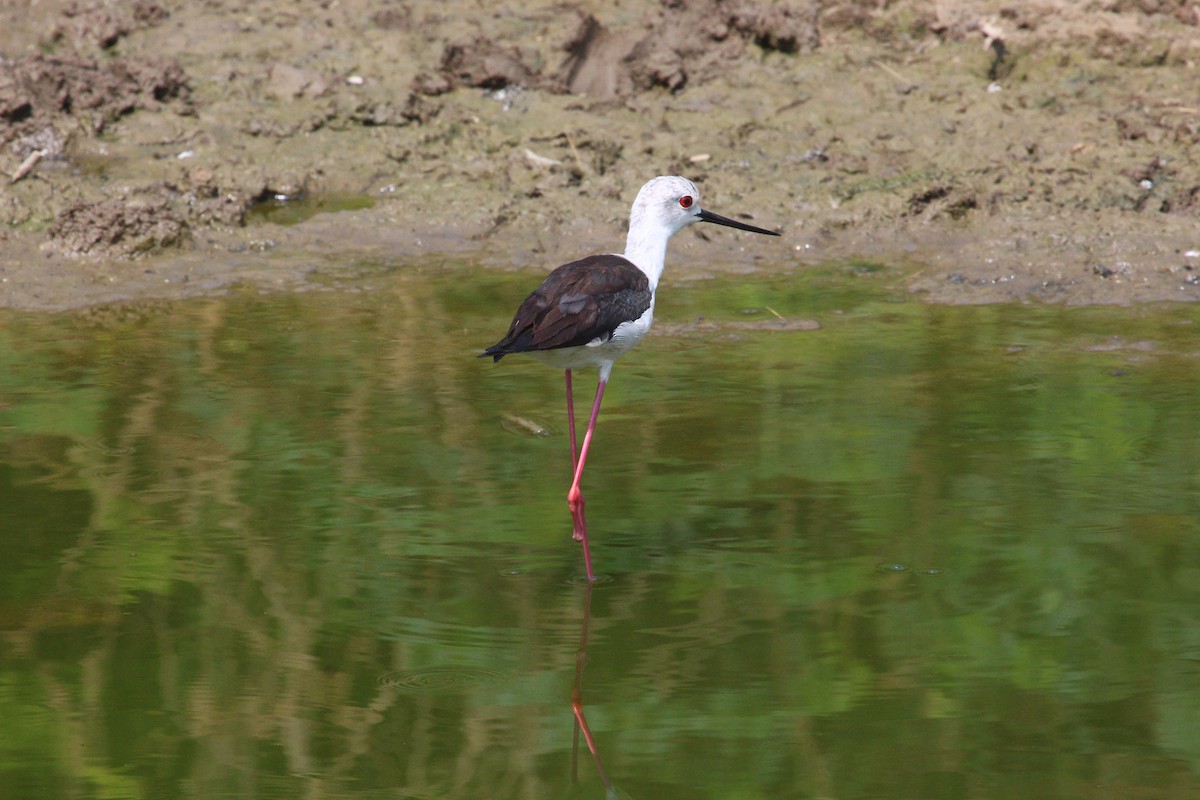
left=2, top=0, right=1200, bottom=311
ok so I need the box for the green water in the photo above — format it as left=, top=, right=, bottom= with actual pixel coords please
left=244, top=192, right=377, bottom=226
left=1, top=264, right=1198, bottom=799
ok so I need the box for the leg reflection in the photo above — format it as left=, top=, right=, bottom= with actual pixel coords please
left=570, top=581, right=632, bottom=798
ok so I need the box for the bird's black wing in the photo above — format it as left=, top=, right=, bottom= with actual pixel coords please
left=481, top=255, right=652, bottom=361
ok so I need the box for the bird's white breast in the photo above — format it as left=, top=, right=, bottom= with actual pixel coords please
left=606, top=304, right=655, bottom=352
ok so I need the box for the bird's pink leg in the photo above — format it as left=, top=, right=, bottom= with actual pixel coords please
left=568, top=379, right=606, bottom=582
left=565, top=370, right=579, bottom=471
left=565, top=370, right=584, bottom=545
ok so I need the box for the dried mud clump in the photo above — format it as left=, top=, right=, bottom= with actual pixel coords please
left=634, top=0, right=820, bottom=89
left=906, top=185, right=979, bottom=221
left=721, top=0, right=821, bottom=54
left=49, top=0, right=169, bottom=50
left=48, top=200, right=189, bottom=258
left=555, top=10, right=642, bottom=97
left=559, top=0, right=819, bottom=97
left=434, top=38, right=542, bottom=91
left=417, top=1, right=819, bottom=100
left=346, top=93, right=439, bottom=126
left=0, top=54, right=189, bottom=145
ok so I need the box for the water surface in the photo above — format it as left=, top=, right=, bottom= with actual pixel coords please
left=1, top=263, right=1198, bottom=799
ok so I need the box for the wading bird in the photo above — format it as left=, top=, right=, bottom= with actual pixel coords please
left=482, top=176, right=779, bottom=580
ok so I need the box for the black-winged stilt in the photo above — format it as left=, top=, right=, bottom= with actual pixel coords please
left=482, top=175, right=779, bottom=580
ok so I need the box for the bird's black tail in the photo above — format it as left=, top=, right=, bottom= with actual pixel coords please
left=479, top=345, right=506, bottom=362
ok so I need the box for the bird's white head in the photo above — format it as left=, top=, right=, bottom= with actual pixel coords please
left=623, top=176, right=779, bottom=290
left=629, top=176, right=704, bottom=237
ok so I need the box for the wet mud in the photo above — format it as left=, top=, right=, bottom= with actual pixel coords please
left=2, top=0, right=1200, bottom=310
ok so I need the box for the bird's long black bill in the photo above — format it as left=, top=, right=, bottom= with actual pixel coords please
left=698, top=208, right=780, bottom=236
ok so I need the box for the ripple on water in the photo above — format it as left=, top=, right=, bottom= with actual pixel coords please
left=376, top=666, right=509, bottom=694
left=875, top=562, right=910, bottom=574
left=565, top=573, right=616, bottom=586
left=875, top=563, right=947, bottom=576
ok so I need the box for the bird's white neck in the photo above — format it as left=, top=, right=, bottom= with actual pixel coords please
left=623, top=220, right=674, bottom=292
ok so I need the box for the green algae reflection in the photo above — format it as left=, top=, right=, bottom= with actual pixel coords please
left=0, top=266, right=1198, bottom=799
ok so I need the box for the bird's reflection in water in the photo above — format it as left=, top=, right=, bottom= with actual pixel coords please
left=569, top=582, right=634, bottom=800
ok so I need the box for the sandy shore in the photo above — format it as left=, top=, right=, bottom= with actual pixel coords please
left=2, top=0, right=1200, bottom=311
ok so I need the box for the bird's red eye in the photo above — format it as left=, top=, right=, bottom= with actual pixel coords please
left=679, top=195, right=694, bottom=208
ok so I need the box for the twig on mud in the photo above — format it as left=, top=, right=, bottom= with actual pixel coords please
left=871, top=59, right=916, bottom=93
left=10, top=150, right=45, bottom=184
left=563, top=131, right=591, bottom=177
left=525, top=148, right=563, bottom=168
left=1157, top=99, right=1200, bottom=114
